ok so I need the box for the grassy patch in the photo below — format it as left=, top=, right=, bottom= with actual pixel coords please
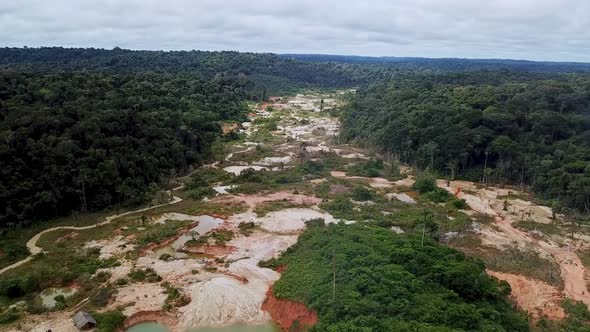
left=513, top=220, right=563, bottom=236
left=0, top=210, right=113, bottom=269
left=0, top=245, right=120, bottom=313
left=128, top=268, right=161, bottom=283
left=93, top=309, right=126, bottom=332
left=458, top=243, right=563, bottom=288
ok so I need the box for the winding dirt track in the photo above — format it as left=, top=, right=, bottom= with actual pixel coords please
left=0, top=191, right=183, bottom=276
left=444, top=180, right=590, bottom=310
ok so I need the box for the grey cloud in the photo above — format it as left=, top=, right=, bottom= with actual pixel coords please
left=0, top=0, right=589, bottom=61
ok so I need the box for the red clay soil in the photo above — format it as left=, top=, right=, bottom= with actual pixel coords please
left=183, top=244, right=236, bottom=256
left=275, top=265, right=287, bottom=273
left=262, top=286, right=317, bottom=331
left=488, top=270, right=565, bottom=320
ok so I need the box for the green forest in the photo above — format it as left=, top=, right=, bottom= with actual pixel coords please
left=0, top=71, right=250, bottom=227
left=1, top=47, right=589, bottom=236
left=262, top=221, right=529, bottom=331
left=2, top=47, right=590, bottom=331
left=340, top=75, right=590, bottom=214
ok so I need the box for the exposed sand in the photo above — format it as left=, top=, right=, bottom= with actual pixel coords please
left=0, top=193, right=183, bottom=276
left=488, top=270, right=565, bottom=320
left=84, top=235, right=135, bottom=259
left=439, top=179, right=590, bottom=310
left=254, top=156, right=292, bottom=166
left=255, top=208, right=342, bottom=233
left=223, top=165, right=269, bottom=175
left=222, top=191, right=322, bottom=209
left=387, top=193, right=416, bottom=204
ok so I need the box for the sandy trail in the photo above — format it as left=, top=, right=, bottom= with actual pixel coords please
left=487, top=270, right=565, bottom=319
left=0, top=189, right=183, bottom=276
left=225, top=146, right=255, bottom=161
left=440, top=180, right=590, bottom=310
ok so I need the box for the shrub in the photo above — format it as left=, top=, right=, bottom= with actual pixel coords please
left=238, top=222, right=256, bottom=236
left=347, top=158, right=384, bottom=177
left=128, top=268, right=161, bottom=283
left=0, top=308, right=20, bottom=325
left=188, top=186, right=215, bottom=200
left=321, top=196, right=354, bottom=219
left=115, top=278, right=128, bottom=286
left=412, top=173, right=436, bottom=194
left=94, top=271, right=111, bottom=283
left=210, top=230, right=234, bottom=245
left=305, top=218, right=326, bottom=228
left=93, top=310, right=126, bottom=332
left=423, top=187, right=451, bottom=203
left=159, top=253, right=172, bottom=261
left=90, top=287, right=115, bottom=307
left=351, top=185, right=375, bottom=201
left=451, top=198, right=469, bottom=209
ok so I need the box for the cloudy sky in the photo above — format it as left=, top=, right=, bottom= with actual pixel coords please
left=1, top=0, right=589, bottom=62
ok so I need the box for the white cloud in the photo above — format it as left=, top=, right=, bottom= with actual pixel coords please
left=1, top=0, right=589, bottom=61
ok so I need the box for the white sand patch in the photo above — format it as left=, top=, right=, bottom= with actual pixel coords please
left=254, top=156, right=291, bottom=166
left=223, top=165, right=268, bottom=175
left=96, top=263, right=133, bottom=282
left=114, top=283, right=168, bottom=316
left=30, top=318, right=78, bottom=332
left=306, top=145, right=331, bottom=153
left=391, top=226, right=405, bottom=234
left=225, top=147, right=254, bottom=161
left=177, top=259, right=278, bottom=328
left=84, top=235, right=135, bottom=259
left=213, top=184, right=237, bottom=195
left=153, top=213, right=223, bottom=236
left=341, top=152, right=368, bottom=159
left=256, top=208, right=342, bottom=233
left=136, top=256, right=206, bottom=279
left=227, top=232, right=298, bottom=261
left=387, top=193, right=416, bottom=204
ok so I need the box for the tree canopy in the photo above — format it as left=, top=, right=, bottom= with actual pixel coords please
left=262, top=222, right=529, bottom=331
left=340, top=75, right=590, bottom=213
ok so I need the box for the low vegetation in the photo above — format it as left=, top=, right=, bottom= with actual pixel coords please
left=262, top=222, right=529, bottom=331
left=93, top=309, right=126, bottom=332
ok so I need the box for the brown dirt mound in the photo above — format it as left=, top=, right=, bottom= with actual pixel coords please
left=261, top=286, right=317, bottom=331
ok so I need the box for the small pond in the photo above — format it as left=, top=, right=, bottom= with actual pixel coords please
left=38, top=287, right=77, bottom=308
left=151, top=215, right=224, bottom=258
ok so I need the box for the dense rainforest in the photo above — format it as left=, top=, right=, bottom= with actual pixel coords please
left=0, top=71, right=251, bottom=227
left=0, top=47, right=365, bottom=95
left=340, top=75, right=590, bottom=214
left=2, top=47, right=590, bottom=225
left=283, top=54, right=590, bottom=73
left=263, top=221, right=529, bottom=331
